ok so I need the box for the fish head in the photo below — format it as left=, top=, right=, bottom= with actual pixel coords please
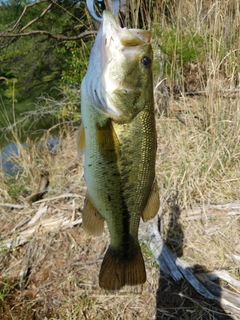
left=101, top=10, right=153, bottom=122
left=83, top=10, right=153, bottom=123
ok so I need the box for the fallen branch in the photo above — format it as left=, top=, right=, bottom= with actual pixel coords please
left=0, top=193, right=83, bottom=209
left=184, top=88, right=240, bottom=96
left=27, top=204, right=48, bottom=227
left=0, top=203, right=26, bottom=209
left=32, top=192, right=84, bottom=205
left=195, top=273, right=240, bottom=315
left=139, top=217, right=214, bottom=299
left=26, top=170, right=49, bottom=204
left=139, top=215, right=240, bottom=316
left=203, top=270, right=240, bottom=291
left=1, top=214, right=82, bottom=250
left=182, top=200, right=240, bottom=221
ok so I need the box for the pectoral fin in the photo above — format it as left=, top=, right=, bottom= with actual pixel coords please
left=77, top=123, right=85, bottom=157
left=82, top=194, right=105, bottom=236
left=141, top=179, right=160, bottom=222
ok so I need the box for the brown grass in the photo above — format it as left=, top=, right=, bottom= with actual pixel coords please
left=0, top=111, right=239, bottom=319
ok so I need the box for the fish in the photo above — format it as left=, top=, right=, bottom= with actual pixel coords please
left=77, top=10, right=160, bottom=290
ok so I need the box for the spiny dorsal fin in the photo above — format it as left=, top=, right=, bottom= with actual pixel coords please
left=82, top=193, right=105, bottom=236
left=141, top=179, right=160, bottom=222
left=77, top=123, right=85, bottom=157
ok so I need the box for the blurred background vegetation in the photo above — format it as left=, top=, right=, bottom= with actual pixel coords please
left=1, top=0, right=240, bottom=204
left=1, top=0, right=239, bottom=142
left=0, top=0, right=95, bottom=146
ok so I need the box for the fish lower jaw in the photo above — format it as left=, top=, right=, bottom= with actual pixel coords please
left=99, top=100, right=131, bottom=123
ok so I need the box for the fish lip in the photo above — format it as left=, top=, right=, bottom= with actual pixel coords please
left=102, top=10, right=151, bottom=46
left=102, top=10, right=122, bottom=55
left=102, top=10, right=118, bottom=28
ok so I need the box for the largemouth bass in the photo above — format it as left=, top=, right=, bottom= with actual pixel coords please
left=77, top=10, right=159, bottom=290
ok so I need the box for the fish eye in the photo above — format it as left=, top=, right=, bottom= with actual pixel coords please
left=141, top=56, right=152, bottom=67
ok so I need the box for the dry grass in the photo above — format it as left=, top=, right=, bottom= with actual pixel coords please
left=155, top=91, right=240, bottom=208
left=0, top=125, right=239, bottom=319
left=0, top=130, right=160, bottom=319
left=1, top=0, right=240, bottom=319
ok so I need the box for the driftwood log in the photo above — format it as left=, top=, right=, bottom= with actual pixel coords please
left=139, top=216, right=240, bottom=316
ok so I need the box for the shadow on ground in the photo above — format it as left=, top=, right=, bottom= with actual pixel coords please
left=155, top=195, right=235, bottom=320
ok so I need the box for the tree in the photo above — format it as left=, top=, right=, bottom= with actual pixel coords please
left=0, top=0, right=96, bottom=126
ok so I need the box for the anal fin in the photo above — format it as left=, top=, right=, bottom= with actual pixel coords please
left=82, top=194, right=104, bottom=236
left=141, top=179, right=160, bottom=222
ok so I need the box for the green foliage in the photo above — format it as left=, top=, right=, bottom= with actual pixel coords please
left=60, top=40, right=90, bottom=87
left=153, top=25, right=205, bottom=78
left=6, top=177, right=30, bottom=199
left=0, top=0, right=91, bottom=104
left=57, top=39, right=92, bottom=120
left=0, top=281, right=11, bottom=302
left=0, top=0, right=94, bottom=145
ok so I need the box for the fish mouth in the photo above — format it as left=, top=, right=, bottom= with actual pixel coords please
left=98, top=10, right=151, bottom=122
left=85, top=10, right=151, bottom=123
left=102, top=10, right=149, bottom=64
left=102, top=10, right=151, bottom=46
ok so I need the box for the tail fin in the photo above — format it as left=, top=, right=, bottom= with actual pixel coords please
left=99, top=245, right=146, bottom=290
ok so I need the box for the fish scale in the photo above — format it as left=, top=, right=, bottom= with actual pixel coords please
left=77, top=10, right=160, bottom=290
